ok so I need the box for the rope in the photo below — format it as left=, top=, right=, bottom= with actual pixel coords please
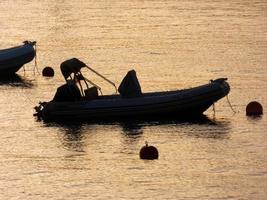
left=226, top=95, right=236, bottom=113
left=33, top=42, right=40, bottom=75
left=21, top=89, right=35, bottom=106
left=21, top=41, right=39, bottom=76
left=7, top=82, right=35, bottom=106
left=23, top=66, right=26, bottom=76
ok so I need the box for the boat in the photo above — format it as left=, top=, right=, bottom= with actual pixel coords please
left=0, top=41, right=36, bottom=74
left=34, top=58, right=230, bottom=122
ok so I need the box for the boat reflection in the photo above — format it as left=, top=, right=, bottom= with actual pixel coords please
left=119, top=115, right=231, bottom=139
left=0, top=74, right=34, bottom=88
left=55, top=123, right=85, bottom=152
left=120, top=121, right=144, bottom=138
left=53, top=114, right=231, bottom=149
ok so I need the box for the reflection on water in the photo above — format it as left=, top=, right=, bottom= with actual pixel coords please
left=0, top=74, right=34, bottom=88
left=54, top=114, right=231, bottom=152
left=55, top=123, right=84, bottom=152
left=185, top=119, right=231, bottom=139
left=120, top=121, right=144, bottom=138
left=246, top=115, right=263, bottom=122
left=118, top=114, right=219, bottom=136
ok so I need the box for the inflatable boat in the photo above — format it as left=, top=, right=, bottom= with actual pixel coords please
left=0, top=41, right=36, bottom=74
left=34, top=58, right=230, bottom=122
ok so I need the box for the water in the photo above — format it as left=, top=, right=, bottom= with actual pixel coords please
left=0, top=0, right=266, bottom=199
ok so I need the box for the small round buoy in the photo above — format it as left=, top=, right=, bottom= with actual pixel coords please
left=246, top=101, right=263, bottom=116
left=42, top=67, right=54, bottom=77
left=139, top=141, right=159, bottom=160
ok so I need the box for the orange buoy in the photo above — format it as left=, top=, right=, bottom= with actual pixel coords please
left=139, top=141, right=159, bottom=160
left=246, top=101, right=263, bottom=116
left=42, top=66, right=54, bottom=77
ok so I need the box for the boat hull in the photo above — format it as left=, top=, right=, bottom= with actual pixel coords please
left=38, top=78, right=230, bottom=122
left=0, top=41, right=36, bottom=74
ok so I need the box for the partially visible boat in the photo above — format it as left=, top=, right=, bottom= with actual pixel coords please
left=34, top=58, right=230, bottom=122
left=0, top=41, right=36, bottom=74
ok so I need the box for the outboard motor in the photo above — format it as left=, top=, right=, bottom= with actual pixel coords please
left=52, top=80, right=81, bottom=102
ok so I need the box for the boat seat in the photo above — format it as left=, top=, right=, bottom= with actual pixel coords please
left=52, top=80, right=82, bottom=102
left=118, top=70, right=142, bottom=98
left=84, top=86, right=98, bottom=100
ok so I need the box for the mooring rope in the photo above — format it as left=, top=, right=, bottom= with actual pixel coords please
left=33, top=42, right=40, bottom=75
left=210, top=79, right=236, bottom=116
left=6, top=81, right=35, bottom=106
left=226, top=94, right=236, bottom=113
left=21, top=41, right=39, bottom=76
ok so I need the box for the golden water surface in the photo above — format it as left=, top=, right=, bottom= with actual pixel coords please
left=0, top=0, right=266, bottom=199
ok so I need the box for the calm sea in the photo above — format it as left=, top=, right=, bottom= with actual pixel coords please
left=0, top=0, right=266, bottom=199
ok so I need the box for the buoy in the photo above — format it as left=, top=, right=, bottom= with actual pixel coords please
left=139, top=141, right=159, bottom=160
left=42, top=66, right=54, bottom=77
left=246, top=101, right=263, bottom=116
